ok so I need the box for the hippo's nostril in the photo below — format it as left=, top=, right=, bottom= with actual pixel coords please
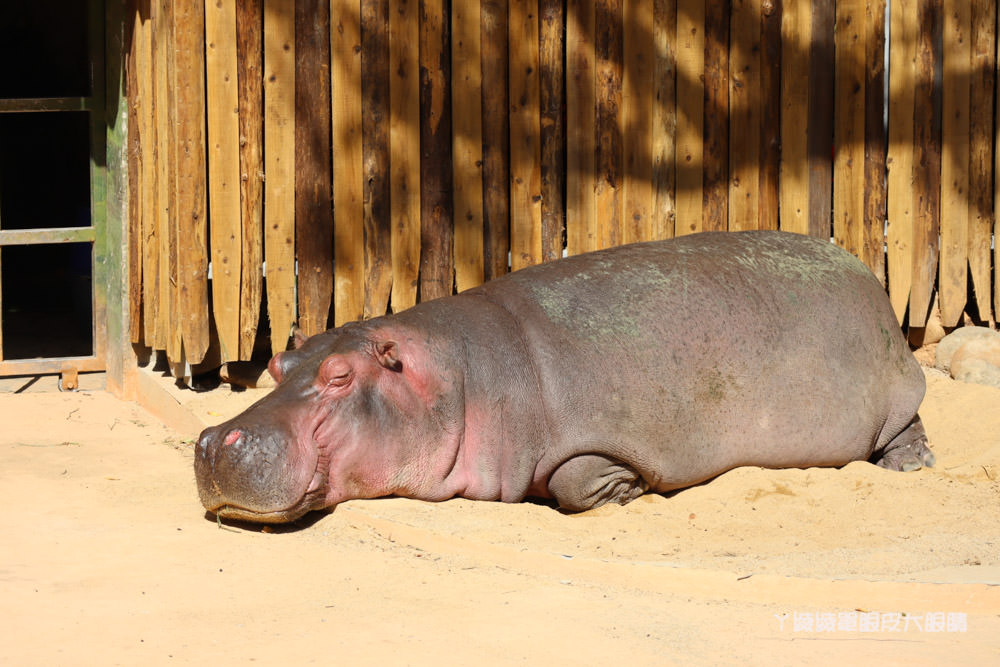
left=223, top=429, right=244, bottom=447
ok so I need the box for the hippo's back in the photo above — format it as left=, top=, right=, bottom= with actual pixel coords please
left=469, top=231, right=924, bottom=492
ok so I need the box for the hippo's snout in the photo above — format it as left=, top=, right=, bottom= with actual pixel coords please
left=194, top=421, right=324, bottom=524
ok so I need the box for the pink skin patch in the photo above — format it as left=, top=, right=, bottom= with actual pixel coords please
left=223, top=429, right=243, bottom=446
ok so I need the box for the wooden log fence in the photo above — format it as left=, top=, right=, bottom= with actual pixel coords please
left=126, top=0, right=1000, bottom=367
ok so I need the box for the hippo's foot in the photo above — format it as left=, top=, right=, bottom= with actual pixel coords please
left=871, top=415, right=936, bottom=472
left=548, top=453, right=650, bottom=512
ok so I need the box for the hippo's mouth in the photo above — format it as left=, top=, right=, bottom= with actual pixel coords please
left=206, top=466, right=329, bottom=524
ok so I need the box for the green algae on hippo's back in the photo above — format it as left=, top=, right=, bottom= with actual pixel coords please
left=195, top=230, right=931, bottom=524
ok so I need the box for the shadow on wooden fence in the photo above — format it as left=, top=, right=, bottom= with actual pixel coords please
left=123, top=0, right=999, bottom=368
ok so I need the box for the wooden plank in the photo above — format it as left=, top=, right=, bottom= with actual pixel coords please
left=334, top=0, right=366, bottom=327
left=995, top=1, right=1000, bottom=320
left=138, top=0, right=158, bottom=347
left=236, top=0, right=264, bottom=358
left=594, top=0, right=623, bottom=249
left=758, top=0, right=781, bottom=230
left=833, top=0, right=865, bottom=258
left=652, top=0, right=677, bottom=239
left=158, top=0, right=181, bottom=361
left=333, top=0, right=366, bottom=326
left=134, top=0, right=155, bottom=345
left=419, top=0, right=454, bottom=300
left=728, top=0, right=761, bottom=231
left=675, top=0, right=704, bottom=235
left=566, top=0, right=598, bottom=254
left=623, top=0, right=654, bottom=244
left=173, top=0, right=210, bottom=363
left=539, top=0, right=565, bottom=260
left=295, top=0, right=333, bottom=336
left=263, top=0, right=296, bottom=354
left=453, top=0, right=486, bottom=289
left=778, top=0, right=810, bottom=235
left=863, top=0, right=887, bottom=280
left=969, top=0, right=995, bottom=320
left=361, top=0, right=392, bottom=319
left=807, top=0, right=834, bottom=239
left=910, top=0, right=942, bottom=327
left=205, top=0, right=243, bottom=360
left=481, top=0, right=511, bottom=278
left=702, top=0, right=728, bottom=232
left=389, top=0, right=421, bottom=310
left=887, top=0, right=917, bottom=322
left=126, top=0, right=142, bottom=345
left=509, top=0, right=543, bottom=269
left=939, top=0, right=970, bottom=327
left=150, top=0, right=171, bottom=351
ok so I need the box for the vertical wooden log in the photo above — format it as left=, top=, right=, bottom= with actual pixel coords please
left=994, top=1, right=1000, bottom=319
left=334, top=0, right=366, bottom=326
left=702, top=0, right=729, bottom=231
left=390, top=0, right=422, bottom=311
left=453, top=0, right=486, bottom=289
left=263, top=0, right=297, bottom=354
left=509, top=0, right=543, bottom=269
left=833, top=0, right=865, bottom=258
left=165, top=0, right=182, bottom=362
left=135, top=0, right=155, bottom=345
left=910, top=0, right=942, bottom=327
left=174, top=0, right=210, bottom=363
left=126, top=1, right=143, bottom=345
left=594, top=0, right=623, bottom=249
left=481, top=0, right=511, bottom=278
left=206, top=0, right=243, bottom=360
left=539, top=0, right=565, bottom=260
left=566, top=0, right=598, bottom=254
left=361, top=0, right=392, bottom=319
left=150, top=0, right=171, bottom=352
left=758, top=0, right=781, bottom=230
left=779, top=0, right=810, bottom=235
left=808, top=0, right=834, bottom=239
left=675, top=0, right=704, bottom=235
left=863, top=0, right=887, bottom=281
left=728, top=0, right=761, bottom=231
left=623, top=0, right=654, bottom=244
left=969, top=0, right=995, bottom=320
left=419, top=0, right=454, bottom=300
left=237, top=0, right=264, bottom=359
left=887, top=0, right=917, bottom=322
left=652, top=0, right=677, bottom=239
left=939, top=0, right=970, bottom=327
left=295, top=0, right=333, bottom=336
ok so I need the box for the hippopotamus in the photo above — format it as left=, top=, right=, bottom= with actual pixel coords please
left=195, top=230, right=933, bottom=523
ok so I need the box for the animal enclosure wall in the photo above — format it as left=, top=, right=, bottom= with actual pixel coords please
left=125, top=0, right=1000, bottom=367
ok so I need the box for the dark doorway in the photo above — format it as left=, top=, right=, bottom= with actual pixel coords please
left=0, top=1, right=104, bottom=372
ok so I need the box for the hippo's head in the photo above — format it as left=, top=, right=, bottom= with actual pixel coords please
left=194, top=324, right=421, bottom=523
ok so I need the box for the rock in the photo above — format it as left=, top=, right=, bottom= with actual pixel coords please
left=220, top=361, right=276, bottom=389
left=935, top=326, right=1000, bottom=372
left=950, top=337, right=1000, bottom=390
left=908, top=295, right=946, bottom=347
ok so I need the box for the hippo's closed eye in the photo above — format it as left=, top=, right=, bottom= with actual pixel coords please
left=318, top=356, right=353, bottom=388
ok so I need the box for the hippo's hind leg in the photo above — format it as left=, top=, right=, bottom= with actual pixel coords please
left=548, top=453, right=650, bottom=512
left=870, top=415, right=936, bottom=472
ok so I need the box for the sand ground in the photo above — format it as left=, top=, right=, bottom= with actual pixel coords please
left=1, top=365, right=998, bottom=665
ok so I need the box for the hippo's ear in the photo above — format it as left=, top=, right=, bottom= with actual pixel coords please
left=374, top=340, right=402, bottom=371
left=292, top=326, right=308, bottom=349
left=267, top=352, right=290, bottom=384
